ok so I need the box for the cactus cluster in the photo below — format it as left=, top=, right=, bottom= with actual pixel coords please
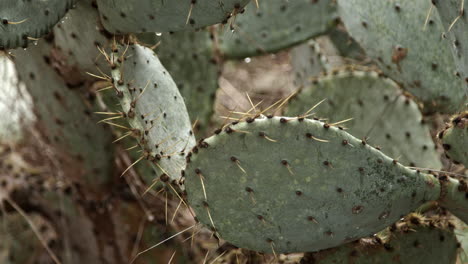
left=0, top=0, right=467, bottom=263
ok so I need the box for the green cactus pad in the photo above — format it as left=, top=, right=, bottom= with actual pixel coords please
left=0, top=213, right=56, bottom=264
left=53, top=0, right=112, bottom=76
left=12, top=41, right=114, bottom=192
left=439, top=111, right=468, bottom=167
left=184, top=116, right=440, bottom=253
left=290, top=40, right=330, bottom=89
left=110, top=43, right=196, bottom=182
left=438, top=176, right=468, bottom=224
left=337, top=0, right=467, bottom=113
left=286, top=70, right=442, bottom=169
left=139, top=30, right=219, bottom=135
left=328, top=27, right=366, bottom=61
left=96, top=0, right=251, bottom=34
left=0, top=0, right=76, bottom=49
left=218, top=0, right=337, bottom=59
left=433, top=0, right=468, bottom=90
left=302, top=217, right=459, bottom=264
left=455, top=221, right=468, bottom=263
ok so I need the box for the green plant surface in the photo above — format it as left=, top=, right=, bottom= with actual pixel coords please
left=0, top=0, right=76, bottom=49
left=337, top=0, right=467, bottom=113
left=53, top=0, right=112, bottom=77
left=301, top=216, right=459, bottom=264
left=433, top=0, right=468, bottom=91
left=439, top=111, right=468, bottom=167
left=184, top=116, right=440, bottom=253
left=109, top=43, right=196, bottom=183
left=438, top=176, right=468, bottom=224
left=139, top=30, right=220, bottom=136
left=12, top=41, right=115, bottom=193
left=286, top=70, right=442, bottom=169
left=0, top=213, right=56, bottom=264
left=96, top=0, right=251, bottom=34
left=290, top=40, right=330, bottom=89
left=218, top=0, right=338, bottom=59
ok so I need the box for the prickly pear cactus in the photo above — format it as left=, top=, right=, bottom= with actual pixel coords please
left=290, top=40, right=330, bottom=88
left=218, top=0, right=338, bottom=58
left=337, top=0, right=467, bottom=113
left=0, top=213, right=57, bottom=264
left=439, top=111, right=468, bottom=167
left=139, top=29, right=220, bottom=135
left=96, top=0, right=251, bottom=34
left=184, top=116, right=440, bottom=253
left=53, top=0, right=112, bottom=76
left=328, top=27, right=366, bottom=61
left=109, top=43, right=196, bottom=182
left=438, top=176, right=468, bottom=224
left=455, top=222, right=468, bottom=263
left=286, top=70, right=442, bottom=169
left=433, top=0, right=468, bottom=88
left=12, top=41, right=115, bottom=193
left=0, top=0, right=77, bottom=49
left=302, top=215, right=459, bottom=264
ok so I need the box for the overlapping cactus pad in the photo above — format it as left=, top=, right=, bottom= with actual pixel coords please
left=439, top=111, right=468, bottom=167
left=0, top=0, right=77, bottom=49
left=185, top=116, right=440, bottom=253
left=0, top=213, right=56, bottom=264
left=110, top=43, right=196, bottom=182
left=302, top=215, right=459, bottom=264
left=286, top=70, right=442, bottom=169
left=337, top=0, right=467, bottom=113
left=219, top=0, right=338, bottom=58
left=96, top=0, right=251, bottom=33
left=146, top=30, right=219, bottom=134
left=433, top=0, right=468, bottom=87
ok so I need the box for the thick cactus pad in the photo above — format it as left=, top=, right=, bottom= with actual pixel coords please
left=438, top=176, right=468, bottom=224
left=328, top=27, right=366, bottom=61
left=53, top=0, right=112, bottom=76
left=433, top=0, right=468, bottom=88
left=290, top=40, right=330, bottom=89
left=286, top=70, right=442, bottom=169
left=0, top=0, right=76, bottom=49
left=110, top=43, right=196, bottom=182
left=0, top=213, right=56, bottom=264
left=139, top=30, right=219, bottom=135
left=96, top=0, right=251, bottom=34
left=439, top=111, right=468, bottom=167
left=218, top=0, right=337, bottom=58
left=12, top=41, right=114, bottom=191
left=337, top=0, right=467, bottom=113
left=302, top=216, right=459, bottom=264
left=184, top=116, right=440, bottom=253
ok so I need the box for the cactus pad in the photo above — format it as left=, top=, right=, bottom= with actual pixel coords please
left=0, top=0, right=76, bottom=49
left=110, top=43, right=196, bottom=182
left=290, top=40, right=330, bottom=89
left=218, top=0, right=337, bottom=58
left=439, top=111, right=468, bottom=167
left=0, top=213, right=56, bottom=264
left=96, top=0, right=251, bottom=34
left=184, top=116, right=440, bottom=253
left=12, top=41, right=115, bottom=192
left=302, top=216, right=459, bottom=264
left=438, top=176, right=468, bottom=224
left=337, top=0, right=467, bottom=113
left=139, top=30, right=219, bottom=135
left=433, top=0, right=468, bottom=90
left=53, top=0, right=111, bottom=76
left=286, top=70, right=442, bottom=169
